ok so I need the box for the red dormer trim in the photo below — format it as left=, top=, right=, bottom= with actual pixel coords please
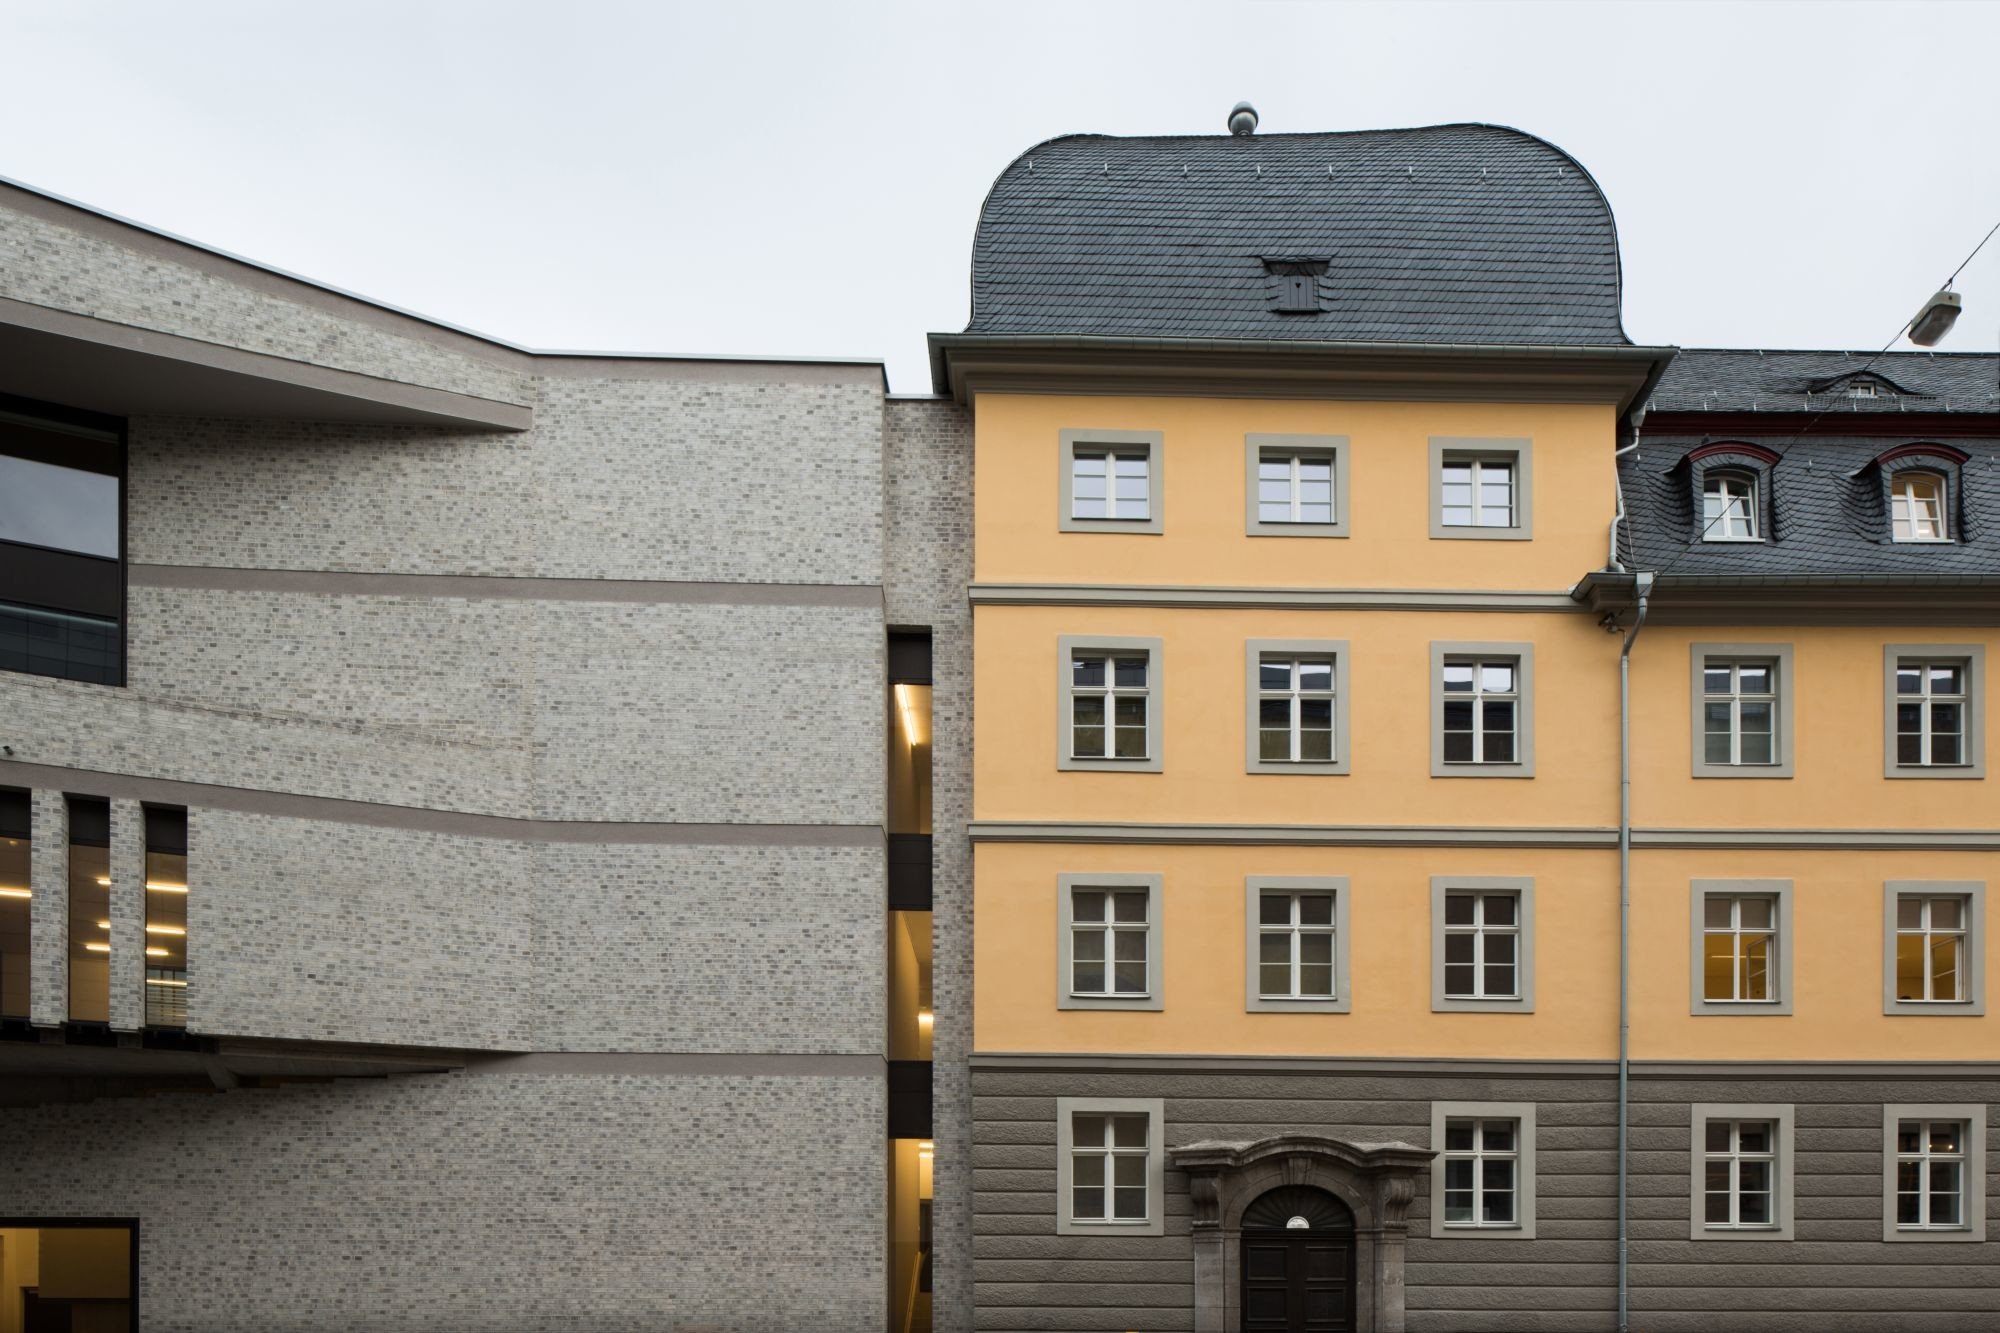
left=1875, top=442, right=1970, bottom=467
left=1687, top=441, right=1782, bottom=466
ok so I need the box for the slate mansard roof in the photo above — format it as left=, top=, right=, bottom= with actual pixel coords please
left=1620, top=349, right=2000, bottom=577
left=964, top=123, right=1631, bottom=347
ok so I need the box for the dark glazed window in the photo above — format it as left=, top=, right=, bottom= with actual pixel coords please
left=0, top=788, right=28, bottom=1019
left=0, top=395, right=126, bottom=685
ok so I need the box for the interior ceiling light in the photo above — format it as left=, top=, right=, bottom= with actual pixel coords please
left=146, top=882, right=188, bottom=893
left=94, top=875, right=110, bottom=886
left=84, top=941, right=110, bottom=953
left=146, top=924, right=187, bottom=936
left=1908, top=289, right=1962, bottom=346
left=0, top=886, right=30, bottom=899
left=145, top=946, right=170, bottom=958
left=145, top=978, right=188, bottom=987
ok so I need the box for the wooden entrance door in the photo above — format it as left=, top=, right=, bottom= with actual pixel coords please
left=1240, top=1230, right=1354, bottom=1332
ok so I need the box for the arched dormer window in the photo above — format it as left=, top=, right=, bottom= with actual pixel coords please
left=1703, top=470, right=1759, bottom=541
left=1684, top=443, right=1780, bottom=545
left=1891, top=471, right=1949, bottom=542
left=1875, top=444, right=1968, bottom=544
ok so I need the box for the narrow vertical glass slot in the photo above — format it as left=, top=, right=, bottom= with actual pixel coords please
left=889, top=1137, right=934, bottom=1333
left=66, top=798, right=110, bottom=1024
left=0, top=788, right=29, bottom=1019
left=144, top=807, right=189, bottom=1028
left=889, top=910, right=933, bottom=1062
left=889, top=683, right=933, bottom=835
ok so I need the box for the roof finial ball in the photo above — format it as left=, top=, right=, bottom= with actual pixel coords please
left=1227, top=101, right=1259, bottom=137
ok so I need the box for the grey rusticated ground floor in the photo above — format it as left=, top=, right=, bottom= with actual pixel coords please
left=971, top=1059, right=2000, bottom=1333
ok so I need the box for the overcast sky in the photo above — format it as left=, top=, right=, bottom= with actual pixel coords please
left=4, top=1, right=1998, bottom=393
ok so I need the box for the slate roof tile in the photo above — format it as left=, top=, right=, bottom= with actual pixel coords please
left=966, top=124, right=1630, bottom=346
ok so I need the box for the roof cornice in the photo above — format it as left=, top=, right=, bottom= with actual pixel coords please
left=1575, top=570, right=2000, bottom=625
left=928, top=332, right=1673, bottom=411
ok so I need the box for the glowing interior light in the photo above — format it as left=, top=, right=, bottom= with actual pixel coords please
left=145, top=882, right=189, bottom=893
left=0, top=886, right=32, bottom=899
left=144, top=978, right=188, bottom=987
left=95, top=875, right=111, bottom=886
left=146, top=925, right=186, bottom=936
left=145, top=946, right=170, bottom=958
left=84, top=942, right=110, bottom=953
left=917, top=1009, right=934, bottom=1027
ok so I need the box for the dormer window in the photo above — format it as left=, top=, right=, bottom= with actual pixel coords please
left=1702, top=471, right=1759, bottom=541
left=1892, top=472, right=1949, bottom=542
left=1847, top=380, right=1879, bottom=398
left=1261, top=258, right=1328, bottom=315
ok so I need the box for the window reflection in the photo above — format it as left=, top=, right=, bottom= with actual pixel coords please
left=67, top=799, right=110, bottom=1024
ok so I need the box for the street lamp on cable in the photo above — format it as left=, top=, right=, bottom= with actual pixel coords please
left=1908, top=288, right=1963, bottom=346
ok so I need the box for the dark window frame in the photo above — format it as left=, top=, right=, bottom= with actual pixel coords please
left=0, top=1217, right=140, bottom=1331
left=0, top=392, right=128, bottom=687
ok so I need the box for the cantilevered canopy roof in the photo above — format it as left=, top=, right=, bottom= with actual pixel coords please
left=962, top=123, right=1631, bottom=347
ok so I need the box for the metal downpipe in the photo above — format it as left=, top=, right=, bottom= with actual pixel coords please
left=1617, top=570, right=1652, bottom=1333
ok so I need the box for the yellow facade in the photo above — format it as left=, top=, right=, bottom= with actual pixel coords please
left=971, top=392, right=1998, bottom=1065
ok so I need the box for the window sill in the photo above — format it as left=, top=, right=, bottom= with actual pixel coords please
left=1692, top=765, right=1793, bottom=779
left=1247, top=524, right=1347, bottom=539
left=1886, top=765, right=1984, bottom=781
left=1433, top=762, right=1533, bottom=779
left=1247, top=761, right=1349, bottom=776
left=1058, top=993, right=1163, bottom=1013
left=1431, top=527, right=1531, bottom=542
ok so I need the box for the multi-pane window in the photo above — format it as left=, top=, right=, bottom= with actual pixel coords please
left=1070, top=449, right=1150, bottom=521
left=1895, top=661, right=1967, bottom=767
left=0, top=400, right=125, bottom=686
left=1257, top=656, right=1335, bottom=764
left=1069, top=1111, right=1150, bottom=1223
left=143, top=808, right=189, bottom=1029
left=1070, top=652, right=1149, bottom=761
left=1256, top=450, right=1335, bottom=525
left=1896, top=1120, right=1968, bottom=1231
left=1892, top=473, right=1948, bottom=542
left=1702, top=659, right=1778, bottom=766
left=1702, top=896, right=1777, bottom=1003
left=1441, top=1118, right=1518, bottom=1227
left=1895, top=896, right=1967, bottom=1004
left=1439, top=457, right=1515, bottom=528
left=1702, top=471, right=1758, bottom=540
left=1441, top=659, right=1519, bottom=764
left=1257, top=890, right=1336, bottom=1000
left=1704, top=1120, right=1779, bottom=1229
left=1442, top=891, right=1519, bottom=1000
left=1070, top=887, right=1150, bottom=999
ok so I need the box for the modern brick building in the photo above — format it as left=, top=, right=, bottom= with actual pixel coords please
left=3, top=109, right=1999, bottom=1333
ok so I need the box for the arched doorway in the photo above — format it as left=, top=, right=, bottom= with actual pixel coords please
left=1240, top=1185, right=1355, bottom=1333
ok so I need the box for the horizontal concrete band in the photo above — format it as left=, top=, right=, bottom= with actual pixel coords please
left=970, top=821, right=2000, bottom=850
left=461, top=1052, right=884, bottom=1078
left=130, top=564, right=885, bottom=607
left=970, top=582, right=1580, bottom=612
left=0, top=759, right=881, bottom=847
left=972, top=1052, right=2000, bottom=1080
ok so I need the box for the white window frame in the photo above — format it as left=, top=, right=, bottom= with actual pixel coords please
left=1056, top=1096, right=1166, bottom=1237
left=1891, top=471, right=1950, bottom=543
left=1430, top=877, right=1535, bottom=1013
left=1244, top=433, right=1348, bottom=537
left=1429, top=642, right=1535, bottom=777
left=1058, top=429, right=1163, bottom=534
left=1883, top=1105, right=1987, bottom=1242
left=1692, top=1109, right=1793, bottom=1239
left=1429, top=438, right=1533, bottom=541
left=1429, top=1101, right=1537, bottom=1239
left=1690, top=644, right=1795, bottom=778
left=1689, top=880, right=1793, bottom=1016
left=1056, top=636, right=1163, bottom=774
left=1056, top=873, right=1163, bottom=1012
left=1701, top=469, right=1761, bottom=541
left=1244, top=876, right=1350, bottom=1013
left=1883, top=881, right=1986, bottom=1016
left=1884, top=645, right=1985, bottom=779
left=1244, top=639, right=1350, bottom=776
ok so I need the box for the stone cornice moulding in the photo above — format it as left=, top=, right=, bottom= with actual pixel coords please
left=968, top=820, right=2000, bottom=850
left=970, top=583, right=1580, bottom=612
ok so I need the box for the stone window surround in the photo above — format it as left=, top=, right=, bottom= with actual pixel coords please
left=1690, top=1103, right=1796, bottom=1241
left=1429, top=876, right=1536, bottom=1013
left=1244, top=875, right=1351, bottom=1014
left=1428, top=1100, right=1538, bottom=1240
left=1058, top=428, right=1164, bottom=534
left=1690, top=642, right=1796, bottom=779
left=1244, top=638, right=1352, bottom=776
left=1244, top=432, right=1350, bottom=537
left=1882, top=643, right=1986, bottom=780
left=1882, top=1104, right=1988, bottom=1243
left=1428, top=641, right=1536, bottom=778
left=1056, top=872, right=1164, bottom=1012
left=1055, top=1095, right=1166, bottom=1236
left=1428, top=437, right=1533, bottom=541
left=1056, top=635, right=1164, bottom=774
left=1689, top=879, right=1794, bottom=1017
left=1882, top=881, right=1987, bottom=1016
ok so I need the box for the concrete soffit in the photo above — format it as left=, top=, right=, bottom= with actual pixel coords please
left=928, top=333, right=1675, bottom=410
left=1573, top=571, right=2000, bottom=626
